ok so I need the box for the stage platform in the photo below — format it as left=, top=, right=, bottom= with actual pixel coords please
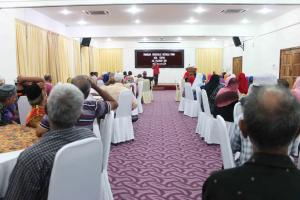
left=153, top=83, right=177, bottom=90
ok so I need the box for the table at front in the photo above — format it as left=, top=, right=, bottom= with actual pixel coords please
left=0, top=124, right=37, bottom=198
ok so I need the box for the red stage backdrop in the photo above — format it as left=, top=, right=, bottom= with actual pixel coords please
left=135, top=49, right=184, bottom=68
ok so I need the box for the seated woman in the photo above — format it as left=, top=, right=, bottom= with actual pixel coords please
left=204, top=74, right=223, bottom=114
left=25, top=83, right=46, bottom=128
left=214, top=76, right=239, bottom=122
left=237, top=72, right=248, bottom=95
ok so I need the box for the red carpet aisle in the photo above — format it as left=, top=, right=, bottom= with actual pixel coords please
left=108, top=91, right=222, bottom=200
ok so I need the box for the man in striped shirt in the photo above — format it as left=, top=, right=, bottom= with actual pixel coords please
left=4, top=84, right=95, bottom=200
left=36, top=75, right=118, bottom=137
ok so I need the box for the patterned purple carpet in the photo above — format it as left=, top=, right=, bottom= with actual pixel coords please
left=108, top=91, right=222, bottom=200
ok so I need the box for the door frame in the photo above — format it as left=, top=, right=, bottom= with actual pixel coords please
left=232, top=56, right=243, bottom=75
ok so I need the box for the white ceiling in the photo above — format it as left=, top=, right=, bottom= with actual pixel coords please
left=33, top=4, right=300, bottom=26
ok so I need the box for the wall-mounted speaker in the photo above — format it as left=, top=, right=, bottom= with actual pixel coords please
left=81, top=38, right=91, bottom=47
left=232, top=36, right=242, bottom=47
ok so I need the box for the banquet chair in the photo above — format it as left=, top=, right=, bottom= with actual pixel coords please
left=183, top=83, right=198, bottom=117
left=111, top=90, right=134, bottom=144
left=229, top=102, right=243, bottom=140
left=178, top=79, right=185, bottom=112
left=137, top=81, right=144, bottom=113
left=216, top=115, right=236, bottom=169
left=93, top=119, right=101, bottom=138
left=48, top=138, right=103, bottom=200
left=142, top=79, right=152, bottom=104
left=99, top=111, right=114, bottom=200
left=200, top=89, right=219, bottom=144
left=17, top=96, right=31, bottom=125
left=175, top=80, right=181, bottom=102
left=195, top=87, right=204, bottom=134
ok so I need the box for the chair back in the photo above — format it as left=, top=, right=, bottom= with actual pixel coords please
left=143, top=79, right=151, bottom=92
left=137, top=81, right=143, bottom=99
left=93, top=119, right=101, bottom=138
left=116, top=90, right=132, bottom=118
left=216, top=115, right=235, bottom=169
left=184, top=83, right=194, bottom=100
left=100, top=111, right=114, bottom=172
left=233, top=102, right=243, bottom=124
left=17, top=96, right=31, bottom=125
left=196, top=87, right=202, bottom=112
left=48, top=138, right=103, bottom=200
left=201, top=89, right=211, bottom=115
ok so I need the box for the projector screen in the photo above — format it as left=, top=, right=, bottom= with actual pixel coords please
left=135, top=49, right=184, bottom=68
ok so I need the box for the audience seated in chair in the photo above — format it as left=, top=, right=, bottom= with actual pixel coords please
left=203, top=74, right=223, bottom=114
left=214, top=76, right=239, bottom=122
left=43, top=74, right=53, bottom=96
left=4, top=84, right=96, bottom=200
left=101, top=73, right=137, bottom=110
left=0, top=84, right=17, bottom=126
left=36, top=75, right=118, bottom=137
left=203, top=86, right=300, bottom=200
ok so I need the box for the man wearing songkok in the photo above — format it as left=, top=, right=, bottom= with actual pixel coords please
left=0, top=84, right=17, bottom=125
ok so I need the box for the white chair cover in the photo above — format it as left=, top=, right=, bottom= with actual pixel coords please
left=183, top=83, right=198, bottom=117
left=93, top=119, right=101, bottom=138
left=112, top=91, right=134, bottom=144
left=216, top=115, right=235, bottom=169
left=137, top=81, right=143, bottom=113
left=195, top=87, right=204, bottom=134
left=99, top=111, right=114, bottom=200
left=0, top=150, right=23, bottom=198
left=233, top=102, right=243, bottom=124
left=200, top=89, right=219, bottom=144
left=142, top=79, right=152, bottom=104
left=17, top=96, right=31, bottom=125
left=48, top=138, right=103, bottom=200
left=178, top=79, right=185, bottom=112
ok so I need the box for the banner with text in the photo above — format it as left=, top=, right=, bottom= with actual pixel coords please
left=135, top=49, right=184, bottom=68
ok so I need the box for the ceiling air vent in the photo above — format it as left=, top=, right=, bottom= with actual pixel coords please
left=83, top=10, right=110, bottom=15
left=220, top=9, right=246, bottom=14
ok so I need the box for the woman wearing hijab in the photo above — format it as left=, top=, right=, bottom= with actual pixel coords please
left=237, top=72, right=248, bottom=95
left=291, top=77, right=300, bottom=102
left=204, top=74, right=223, bottom=113
left=214, top=76, right=239, bottom=122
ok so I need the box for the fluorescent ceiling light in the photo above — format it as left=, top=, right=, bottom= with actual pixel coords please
left=126, top=6, right=142, bottom=14
left=258, top=8, right=272, bottom=14
left=185, top=17, right=198, bottom=24
left=194, top=7, right=206, bottom=14
left=134, top=19, right=141, bottom=24
left=60, top=9, right=71, bottom=15
left=77, top=20, right=87, bottom=25
left=241, top=18, right=250, bottom=24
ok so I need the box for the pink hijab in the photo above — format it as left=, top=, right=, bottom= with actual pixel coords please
left=292, top=77, right=300, bottom=102
left=216, top=76, right=239, bottom=107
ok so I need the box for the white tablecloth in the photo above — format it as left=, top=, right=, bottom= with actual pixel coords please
left=0, top=150, right=23, bottom=198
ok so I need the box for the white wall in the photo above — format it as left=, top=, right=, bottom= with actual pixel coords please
left=92, top=40, right=223, bottom=83
left=0, top=8, right=66, bottom=84
left=223, top=7, right=300, bottom=77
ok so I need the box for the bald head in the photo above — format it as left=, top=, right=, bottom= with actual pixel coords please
left=71, top=75, right=91, bottom=99
left=243, top=86, right=300, bottom=150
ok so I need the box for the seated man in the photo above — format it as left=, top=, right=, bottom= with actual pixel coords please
left=203, top=86, right=300, bottom=200
left=101, top=73, right=137, bottom=110
left=0, top=84, right=17, bottom=125
left=36, top=75, right=118, bottom=137
left=4, top=84, right=95, bottom=200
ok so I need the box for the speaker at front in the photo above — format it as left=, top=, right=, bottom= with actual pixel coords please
left=232, top=37, right=242, bottom=47
left=81, top=38, right=91, bottom=47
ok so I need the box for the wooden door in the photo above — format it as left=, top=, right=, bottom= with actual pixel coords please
left=280, top=47, right=300, bottom=87
left=232, top=56, right=243, bottom=75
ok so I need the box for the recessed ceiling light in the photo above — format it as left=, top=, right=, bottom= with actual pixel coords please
left=77, top=20, right=87, bottom=25
left=142, top=37, right=149, bottom=41
left=241, top=18, right=250, bottom=24
left=61, top=9, right=71, bottom=15
left=211, top=38, right=216, bottom=41
left=106, top=38, right=112, bottom=42
left=126, top=6, right=142, bottom=15
left=194, top=6, right=206, bottom=14
left=258, top=8, right=272, bottom=14
left=185, top=17, right=198, bottom=24
left=177, top=37, right=182, bottom=41
left=134, top=19, right=141, bottom=24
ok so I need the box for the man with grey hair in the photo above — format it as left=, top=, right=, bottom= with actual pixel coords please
left=101, top=73, right=137, bottom=110
left=203, top=86, right=300, bottom=200
left=5, top=84, right=95, bottom=200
